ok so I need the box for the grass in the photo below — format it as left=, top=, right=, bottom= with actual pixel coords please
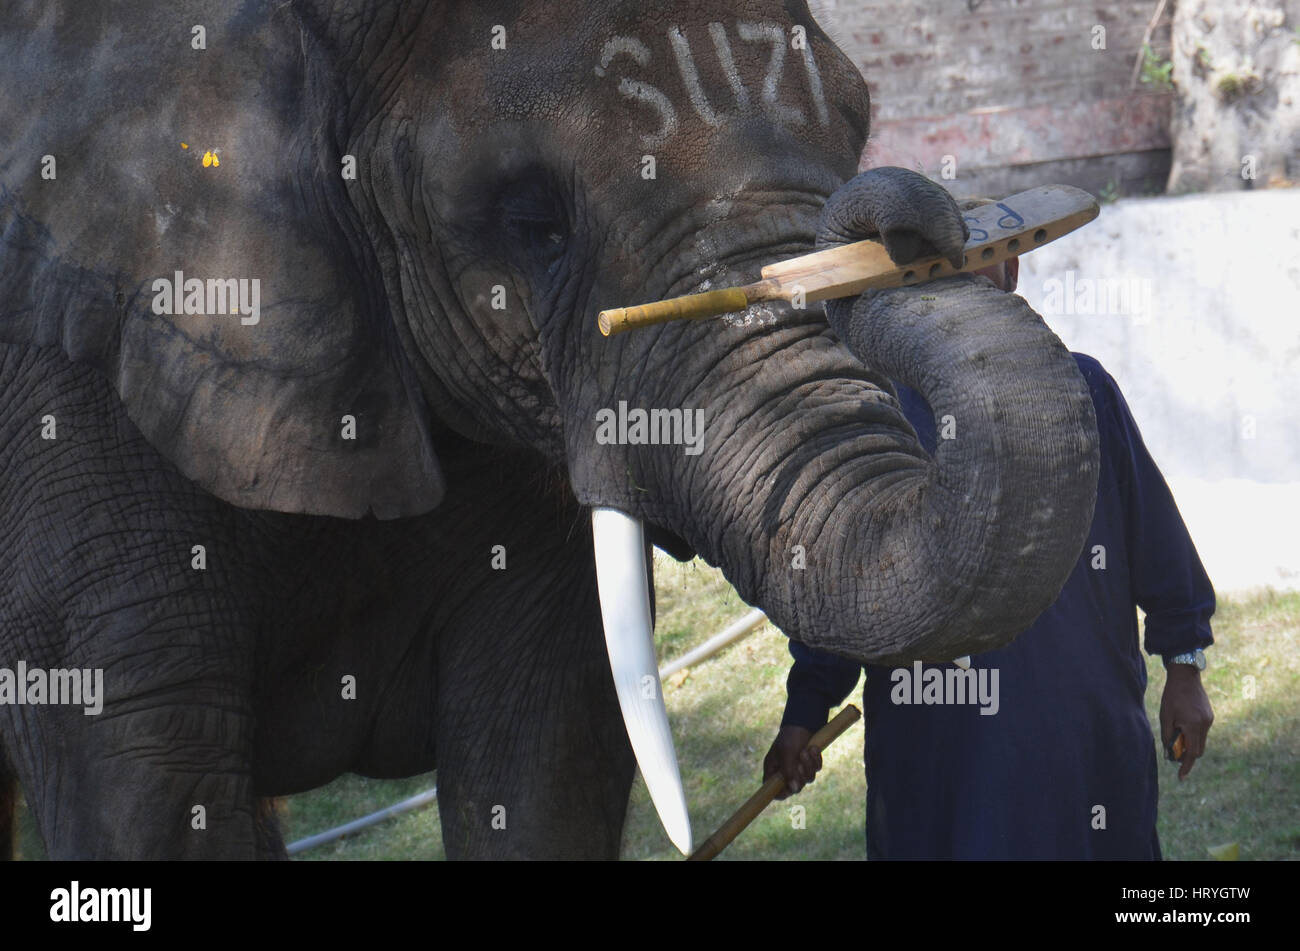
left=11, top=560, right=1299, bottom=860
left=1139, top=44, right=1174, bottom=92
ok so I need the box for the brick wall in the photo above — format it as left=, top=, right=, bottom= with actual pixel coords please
left=811, top=0, right=1175, bottom=197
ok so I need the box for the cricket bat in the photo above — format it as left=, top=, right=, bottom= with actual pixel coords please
left=597, top=184, right=1099, bottom=337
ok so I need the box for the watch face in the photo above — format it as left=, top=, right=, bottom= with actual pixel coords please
left=1170, top=650, right=1207, bottom=670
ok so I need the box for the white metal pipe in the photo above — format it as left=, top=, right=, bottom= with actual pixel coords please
left=659, top=608, right=768, bottom=678
left=285, top=786, right=439, bottom=855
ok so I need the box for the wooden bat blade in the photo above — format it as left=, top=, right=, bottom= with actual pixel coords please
left=759, top=184, right=1099, bottom=303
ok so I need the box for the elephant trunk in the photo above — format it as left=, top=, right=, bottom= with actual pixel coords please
left=601, top=274, right=1098, bottom=665
left=807, top=275, right=1099, bottom=662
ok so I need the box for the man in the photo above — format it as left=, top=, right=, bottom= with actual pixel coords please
left=764, top=253, right=1216, bottom=860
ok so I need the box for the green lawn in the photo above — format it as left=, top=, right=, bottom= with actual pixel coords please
left=12, top=559, right=1299, bottom=860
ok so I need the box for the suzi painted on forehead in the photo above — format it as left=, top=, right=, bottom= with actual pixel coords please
left=594, top=21, right=830, bottom=149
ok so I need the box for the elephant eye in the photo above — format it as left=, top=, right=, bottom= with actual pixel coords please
left=497, top=176, right=570, bottom=274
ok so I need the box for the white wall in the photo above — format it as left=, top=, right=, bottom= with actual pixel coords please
left=1016, top=188, right=1300, bottom=592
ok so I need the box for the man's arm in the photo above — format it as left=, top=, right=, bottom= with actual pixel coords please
left=764, top=639, right=862, bottom=798
left=1087, top=356, right=1215, bottom=779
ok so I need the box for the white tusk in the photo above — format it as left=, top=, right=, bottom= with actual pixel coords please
left=952, top=656, right=971, bottom=670
left=591, top=507, right=693, bottom=855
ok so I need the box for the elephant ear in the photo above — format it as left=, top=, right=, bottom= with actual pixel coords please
left=0, top=3, right=443, bottom=518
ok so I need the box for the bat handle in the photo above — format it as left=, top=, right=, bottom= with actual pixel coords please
left=598, top=288, right=751, bottom=336
left=687, top=704, right=862, bottom=861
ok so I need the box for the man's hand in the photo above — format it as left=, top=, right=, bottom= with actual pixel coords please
left=1160, top=664, right=1214, bottom=780
left=763, top=726, right=823, bottom=800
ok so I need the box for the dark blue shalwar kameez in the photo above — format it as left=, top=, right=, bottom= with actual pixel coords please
left=781, top=354, right=1215, bottom=860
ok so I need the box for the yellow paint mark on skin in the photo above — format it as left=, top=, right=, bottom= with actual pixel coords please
left=191, top=145, right=221, bottom=168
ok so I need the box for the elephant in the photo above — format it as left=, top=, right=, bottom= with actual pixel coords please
left=0, top=0, right=1098, bottom=859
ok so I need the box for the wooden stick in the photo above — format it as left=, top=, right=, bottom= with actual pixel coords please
left=686, top=704, right=862, bottom=861
left=598, top=184, right=1099, bottom=336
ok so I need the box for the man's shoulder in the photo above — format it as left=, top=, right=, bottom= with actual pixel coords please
left=1070, top=352, right=1123, bottom=413
left=1070, top=351, right=1108, bottom=385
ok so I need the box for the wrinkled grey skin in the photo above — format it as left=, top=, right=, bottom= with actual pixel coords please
left=0, top=0, right=1097, bottom=858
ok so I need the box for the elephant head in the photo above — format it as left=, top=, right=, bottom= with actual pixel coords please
left=0, top=0, right=1098, bottom=852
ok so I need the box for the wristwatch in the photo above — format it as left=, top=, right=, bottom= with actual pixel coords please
left=1165, top=648, right=1208, bottom=671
